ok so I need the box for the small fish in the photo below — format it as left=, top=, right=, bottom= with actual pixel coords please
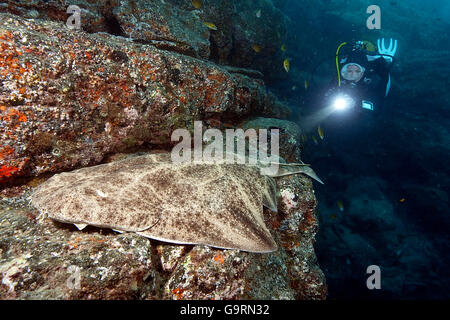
left=337, top=200, right=344, bottom=212
left=304, top=80, right=309, bottom=90
left=256, top=9, right=262, bottom=18
left=203, top=22, right=217, bottom=30
left=312, top=135, right=318, bottom=145
left=252, top=44, right=261, bottom=53
left=192, top=0, right=202, bottom=9
left=318, top=125, right=324, bottom=140
left=277, top=32, right=281, bottom=39
left=330, top=213, right=337, bottom=220
left=291, top=85, right=297, bottom=91
left=281, top=44, right=287, bottom=52
left=301, top=135, right=308, bottom=144
left=399, top=198, right=406, bottom=203
left=283, top=58, right=290, bottom=72
left=362, top=40, right=376, bottom=52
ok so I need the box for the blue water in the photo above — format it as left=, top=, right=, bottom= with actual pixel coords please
left=271, top=0, right=450, bottom=299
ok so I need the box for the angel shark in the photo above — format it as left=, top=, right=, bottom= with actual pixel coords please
left=31, top=152, right=322, bottom=253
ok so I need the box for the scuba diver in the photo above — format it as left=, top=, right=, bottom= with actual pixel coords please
left=325, top=38, right=398, bottom=115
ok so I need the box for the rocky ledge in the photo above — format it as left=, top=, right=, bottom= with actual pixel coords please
left=0, top=169, right=326, bottom=300
left=0, top=4, right=326, bottom=300
left=0, top=13, right=289, bottom=183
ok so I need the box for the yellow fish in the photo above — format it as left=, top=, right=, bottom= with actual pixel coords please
left=312, top=135, right=318, bottom=145
left=203, top=22, right=217, bottom=30
left=192, top=0, right=202, bottom=9
left=362, top=40, right=376, bottom=52
left=304, top=80, right=309, bottom=90
left=281, top=44, right=286, bottom=52
left=330, top=213, right=337, bottom=220
left=256, top=9, right=262, bottom=18
left=252, top=44, right=261, bottom=53
left=337, top=200, right=344, bottom=212
left=301, top=135, right=308, bottom=143
left=318, top=125, right=324, bottom=140
left=283, top=58, right=290, bottom=72
left=399, top=198, right=406, bottom=203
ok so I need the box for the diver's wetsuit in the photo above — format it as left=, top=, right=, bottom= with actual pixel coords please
left=325, top=47, right=393, bottom=114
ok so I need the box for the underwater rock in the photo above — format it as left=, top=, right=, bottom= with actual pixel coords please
left=112, top=0, right=211, bottom=59
left=0, top=13, right=289, bottom=183
left=0, top=0, right=288, bottom=81
left=0, top=0, right=109, bottom=34
left=0, top=169, right=326, bottom=300
left=226, top=0, right=287, bottom=79
left=0, top=206, right=160, bottom=299
left=243, top=117, right=302, bottom=162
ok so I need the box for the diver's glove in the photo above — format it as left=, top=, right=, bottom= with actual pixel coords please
left=377, top=38, right=397, bottom=63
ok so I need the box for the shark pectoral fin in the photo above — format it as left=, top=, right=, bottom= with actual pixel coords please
left=262, top=177, right=278, bottom=213
left=270, top=166, right=291, bottom=177
left=278, top=162, right=310, bottom=167
left=301, top=166, right=325, bottom=184
left=271, top=167, right=325, bottom=185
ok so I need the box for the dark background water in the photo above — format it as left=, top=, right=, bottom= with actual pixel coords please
left=269, top=0, right=450, bottom=299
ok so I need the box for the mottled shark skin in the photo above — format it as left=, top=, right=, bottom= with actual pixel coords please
left=31, top=153, right=279, bottom=253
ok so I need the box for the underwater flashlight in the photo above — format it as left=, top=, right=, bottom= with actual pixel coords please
left=334, top=97, right=349, bottom=110
left=332, top=94, right=355, bottom=111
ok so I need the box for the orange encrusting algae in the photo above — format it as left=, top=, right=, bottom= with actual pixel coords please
left=0, top=146, right=14, bottom=159
left=66, top=236, right=107, bottom=249
left=1, top=108, right=28, bottom=122
left=0, top=30, right=33, bottom=83
left=0, top=29, right=34, bottom=149
left=0, top=165, right=19, bottom=179
left=213, top=253, right=224, bottom=264
left=172, top=288, right=185, bottom=300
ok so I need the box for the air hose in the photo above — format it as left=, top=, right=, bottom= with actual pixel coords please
left=336, top=42, right=347, bottom=87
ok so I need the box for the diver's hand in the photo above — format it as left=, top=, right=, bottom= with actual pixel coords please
left=377, top=38, right=397, bottom=63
